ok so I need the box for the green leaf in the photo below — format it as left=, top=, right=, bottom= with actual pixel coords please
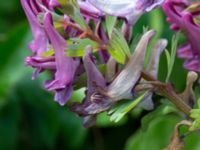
left=108, top=92, right=147, bottom=123
left=108, top=28, right=131, bottom=64
left=190, top=109, right=200, bottom=118
left=105, top=15, right=117, bottom=38
left=164, top=49, right=171, bottom=72
left=58, top=0, right=87, bottom=29
left=42, top=49, right=55, bottom=57
left=67, top=38, right=98, bottom=57
left=141, top=101, right=178, bottom=131
left=125, top=115, right=182, bottom=150
left=112, top=28, right=131, bottom=57
left=108, top=47, right=125, bottom=64
left=42, top=38, right=98, bottom=57
left=165, top=33, right=179, bottom=82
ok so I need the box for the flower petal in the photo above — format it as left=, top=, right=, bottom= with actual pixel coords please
left=88, top=0, right=164, bottom=24
left=107, top=30, right=156, bottom=100
left=44, top=13, right=79, bottom=105
left=21, top=0, right=48, bottom=55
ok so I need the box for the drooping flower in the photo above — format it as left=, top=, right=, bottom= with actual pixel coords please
left=43, top=13, right=80, bottom=105
left=71, top=30, right=157, bottom=126
left=88, top=0, right=165, bottom=24
left=21, top=0, right=48, bottom=55
left=162, top=0, right=200, bottom=72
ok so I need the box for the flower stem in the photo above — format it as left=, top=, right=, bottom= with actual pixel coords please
left=141, top=71, right=191, bottom=116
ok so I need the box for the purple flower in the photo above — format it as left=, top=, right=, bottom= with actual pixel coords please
left=162, top=0, right=200, bottom=72
left=43, top=13, right=79, bottom=105
left=88, top=0, right=164, bottom=24
left=25, top=56, right=56, bottom=79
left=71, top=30, right=156, bottom=126
left=21, top=0, right=49, bottom=55
left=78, top=0, right=104, bottom=20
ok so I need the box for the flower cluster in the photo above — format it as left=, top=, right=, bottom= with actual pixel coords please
left=21, top=0, right=167, bottom=126
left=163, top=0, right=200, bottom=72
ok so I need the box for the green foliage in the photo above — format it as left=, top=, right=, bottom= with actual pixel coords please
left=67, top=38, right=98, bottom=57
left=108, top=28, right=131, bottom=64
left=190, top=98, right=200, bottom=131
left=105, top=15, right=117, bottom=38
left=42, top=38, right=98, bottom=57
left=165, top=33, right=179, bottom=82
left=58, top=0, right=87, bottom=29
left=108, top=93, right=147, bottom=123
left=125, top=115, right=182, bottom=150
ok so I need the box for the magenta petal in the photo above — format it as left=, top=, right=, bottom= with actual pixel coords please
left=182, top=12, right=200, bottom=56
left=25, top=56, right=56, bottom=70
left=177, top=44, right=194, bottom=59
left=163, top=0, right=200, bottom=72
left=83, top=47, right=107, bottom=96
left=43, top=13, right=79, bottom=105
left=21, top=0, right=48, bottom=55
left=184, top=58, right=200, bottom=72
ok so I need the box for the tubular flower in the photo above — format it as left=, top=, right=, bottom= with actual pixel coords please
left=21, top=0, right=49, bottom=55
left=163, top=0, right=200, bottom=72
left=21, top=0, right=167, bottom=126
left=43, top=13, right=80, bottom=105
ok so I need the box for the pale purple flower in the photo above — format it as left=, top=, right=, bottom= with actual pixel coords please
left=88, top=0, right=164, bottom=24
left=21, top=0, right=48, bottom=55
left=162, top=0, right=200, bottom=72
left=78, top=0, right=104, bottom=19
left=71, top=30, right=156, bottom=126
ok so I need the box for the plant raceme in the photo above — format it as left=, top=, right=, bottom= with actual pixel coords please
left=21, top=0, right=199, bottom=128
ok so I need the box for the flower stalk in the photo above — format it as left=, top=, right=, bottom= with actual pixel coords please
left=142, top=71, right=192, bottom=116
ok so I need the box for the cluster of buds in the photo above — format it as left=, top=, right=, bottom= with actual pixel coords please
left=21, top=0, right=172, bottom=126
left=163, top=0, right=200, bottom=72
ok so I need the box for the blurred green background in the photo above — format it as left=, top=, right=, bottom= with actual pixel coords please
left=0, top=1, right=200, bottom=150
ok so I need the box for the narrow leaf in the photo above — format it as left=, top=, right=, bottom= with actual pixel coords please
left=105, top=15, right=117, bottom=38
left=108, top=92, right=147, bottom=123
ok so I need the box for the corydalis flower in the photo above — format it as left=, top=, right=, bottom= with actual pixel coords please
left=163, top=0, right=200, bottom=72
left=71, top=30, right=157, bottom=126
left=43, top=13, right=79, bottom=105
left=21, top=0, right=48, bottom=55
left=88, top=0, right=164, bottom=24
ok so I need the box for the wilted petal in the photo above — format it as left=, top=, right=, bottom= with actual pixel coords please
left=179, top=71, right=198, bottom=106
left=147, top=39, right=168, bottom=77
left=107, top=30, right=156, bottom=100
left=71, top=46, right=112, bottom=116
left=105, top=57, right=117, bottom=82
left=44, top=13, right=79, bottom=105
